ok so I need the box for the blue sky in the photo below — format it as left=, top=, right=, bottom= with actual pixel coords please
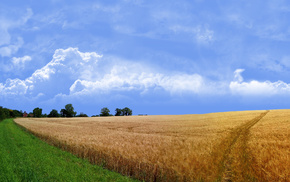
left=1, top=0, right=290, bottom=116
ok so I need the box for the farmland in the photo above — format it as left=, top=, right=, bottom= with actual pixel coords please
left=0, top=119, right=136, bottom=182
left=15, top=110, right=290, bottom=181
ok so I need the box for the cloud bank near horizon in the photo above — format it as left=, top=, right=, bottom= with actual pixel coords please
left=230, top=69, right=290, bottom=96
left=0, top=48, right=204, bottom=99
left=1, top=48, right=290, bottom=104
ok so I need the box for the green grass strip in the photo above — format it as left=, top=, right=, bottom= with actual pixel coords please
left=0, top=119, right=138, bottom=182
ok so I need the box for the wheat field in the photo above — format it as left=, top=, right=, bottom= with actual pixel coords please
left=248, top=110, right=290, bottom=181
left=15, top=110, right=290, bottom=181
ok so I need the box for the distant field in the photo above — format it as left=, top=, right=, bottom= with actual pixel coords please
left=15, top=110, right=290, bottom=181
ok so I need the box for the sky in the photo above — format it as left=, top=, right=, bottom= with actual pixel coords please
left=1, top=0, right=290, bottom=116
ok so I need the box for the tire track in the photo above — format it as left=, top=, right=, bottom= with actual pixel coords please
left=216, top=110, right=270, bottom=182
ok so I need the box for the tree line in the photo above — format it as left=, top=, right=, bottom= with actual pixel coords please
left=0, top=106, right=23, bottom=121
left=0, top=104, right=132, bottom=120
left=95, top=107, right=132, bottom=117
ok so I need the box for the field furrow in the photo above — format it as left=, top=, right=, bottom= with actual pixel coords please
left=215, top=110, right=269, bottom=182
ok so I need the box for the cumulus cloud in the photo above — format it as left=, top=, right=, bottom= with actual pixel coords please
left=230, top=69, right=290, bottom=95
left=2, top=49, right=290, bottom=101
left=69, top=70, right=203, bottom=95
left=0, top=48, right=205, bottom=99
left=0, top=78, right=28, bottom=95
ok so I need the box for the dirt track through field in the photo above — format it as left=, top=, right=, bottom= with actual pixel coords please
left=215, top=110, right=270, bottom=182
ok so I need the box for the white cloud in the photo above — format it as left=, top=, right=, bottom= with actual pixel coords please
left=233, top=69, right=244, bottom=82
left=158, top=74, right=203, bottom=94
left=0, top=47, right=205, bottom=98
left=0, top=54, right=31, bottom=72
left=0, top=8, right=32, bottom=57
left=0, top=78, right=28, bottom=95
left=69, top=70, right=203, bottom=95
left=2, top=48, right=290, bottom=100
left=12, top=55, right=31, bottom=65
left=230, top=69, right=290, bottom=95
left=12, top=55, right=32, bottom=69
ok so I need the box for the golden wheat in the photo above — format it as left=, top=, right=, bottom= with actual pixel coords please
left=248, top=110, right=290, bottom=181
left=14, top=110, right=289, bottom=181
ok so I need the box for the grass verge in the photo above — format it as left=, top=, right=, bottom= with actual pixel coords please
left=0, top=119, right=138, bottom=182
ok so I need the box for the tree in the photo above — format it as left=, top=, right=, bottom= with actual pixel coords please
left=62, top=104, right=76, bottom=117
left=122, top=107, right=132, bottom=116
left=0, top=107, right=14, bottom=120
left=13, top=110, right=23, bottom=118
left=0, top=107, right=6, bottom=120
left=115, top=108, right=122, bottom=116
left=48, top=109, right=59, bottom=117
left=100, top=107, right=110, bottom=116
left=60, top=109, right=67, bottom=117
left=5, top=109, right=11, bottom=118
left=33, top=107, right=42, bottom=118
